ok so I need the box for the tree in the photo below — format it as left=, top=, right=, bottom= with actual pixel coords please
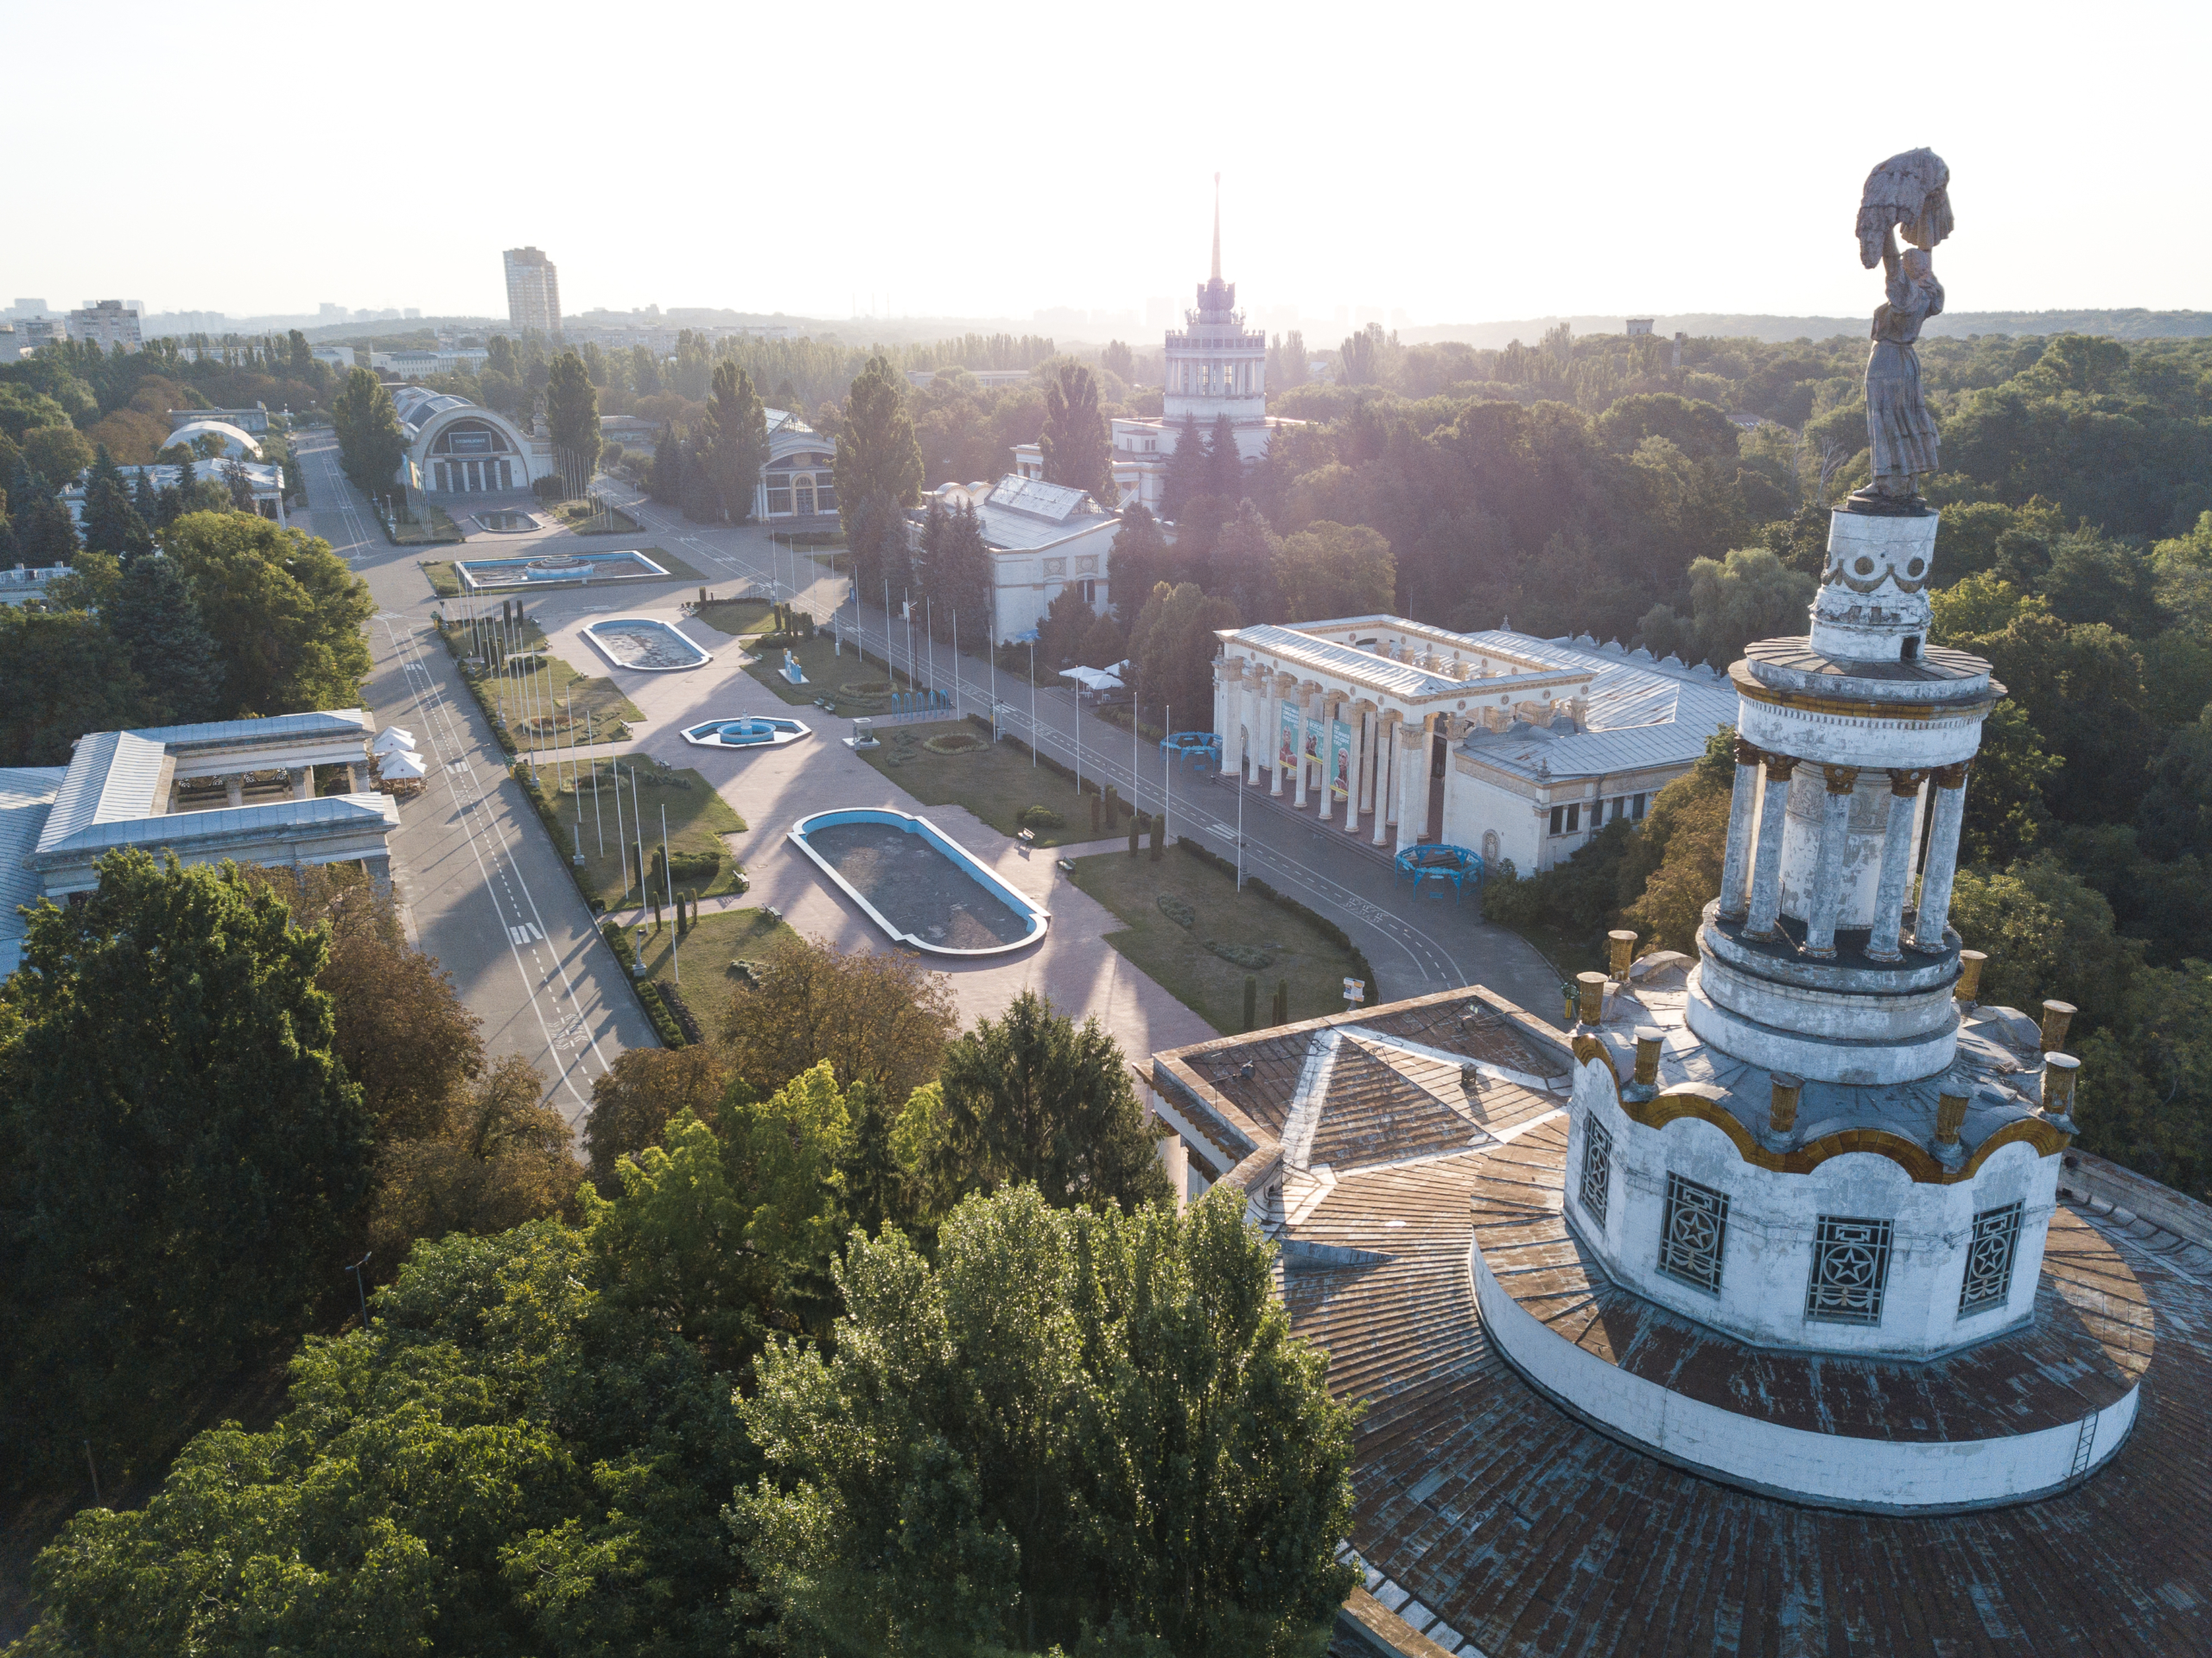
left=20, top=421, right=93, bottom=483
left=104, top=552, right=223, bottom=723
left=1677, top=546, right=1816, bottom=665
left=1207, top=411, right=1246, bottom=500
left=0, top=606, right=146, bottom=765
left=846, top=489, right=914, bottom=612
left=15, top=1221, right=756, bottom=1654
left=79, top=443, right=151, bottom=559
left=1595, top=392, right=1741, bottom=462
left=918, top=498, right=992, bottom=638
left=1209, top=497, right=1283, bottom=621
left=545, top=348, right=602, bottom=486
left=707, top=359, right=767, bottom=523
left=1109, top=502, right=1172, bottom=622
left=1618, top=730, right=1736, bottom=951
left=0, top=853, right=375, bottom=1477
left=594, top=1064, right=860, bottom=1367
left=735, top=1184, right=1358, bottom=1655
left=1040, top=362, right=1111, bottom=499
left=832, top=355, right=923, bottom=540
left=1274, top=519, right=1395, bottom=622
left=648, top=420, right=683, bottom=504
left=925, top=990, right=1173, bottom=1214
left=1128, top=580, right=1239, bottom=729
left=16, top=486, right=80, bottom=563
left=1160, top=413, right=1210, bottom=518
left=583, top=1045, right=732, bottom=1194
left=370, top=1053, right=584, bottom=1254
left=331, top=366, right=405, bottom=496
left=162, top=511, right=375, bottom=716
left=719, top=933, right=957, bottom=1107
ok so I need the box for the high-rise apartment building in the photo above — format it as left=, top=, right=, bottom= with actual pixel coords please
left=502, top=247, right=561, bottom=334
left=66, top=301, right=143, bottom=352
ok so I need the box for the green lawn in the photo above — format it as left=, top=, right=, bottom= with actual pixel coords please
left=549, top=499, right=645, bottom=535
left=1065, top=848, right=1372, bottom=1036
left=693, top=597, right=779, bottom=638
left=388, top=505, right=466, bottom=546
left=550, top=754, right=749, bottom=908
left=442, top=620, right=644, bottom=746
left=419, top=560, right=461, bottom=597
left=628, top=904, right=798, bottom=999
left=741, top=632, right=918, bottom=712
left=859, top=720, right=1112, bottom=849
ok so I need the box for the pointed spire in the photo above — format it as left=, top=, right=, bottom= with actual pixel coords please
left=1211, top=173, right=1222, bottom=283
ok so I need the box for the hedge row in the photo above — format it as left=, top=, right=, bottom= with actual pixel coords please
left=599, top=920, right=686, bottom=1047
left=1174, top=837, right=1382, bottom=1010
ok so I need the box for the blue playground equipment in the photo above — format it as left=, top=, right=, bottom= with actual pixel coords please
left=1159, top=730, right=1222, bottom=772
left=1395, top=842, right=1484, bottom=899
left=890, top=689, right=953, bottom=716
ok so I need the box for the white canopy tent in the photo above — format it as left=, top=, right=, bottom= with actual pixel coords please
left=376, top=747, right=429, bottom=779
left=370, top=727, right=416, bottom=756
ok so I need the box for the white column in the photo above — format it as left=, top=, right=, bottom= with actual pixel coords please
left=347, top=760, right=368, bottom=792
left=1742, top=755, right=1798, bottom=939
left=1268, top=677, right=1289, bottom=796
left=1374, top=714, right=1397, bottom=845
left=1866, top=770, right=1924, bottom=962
left=1913, top=764, right=1969, bottom=951
left=1357, top=711, right=1376, bottom=816
left=225, top=775, right=245, bottom=809
left=1336, top=702, right=1353, bottom=831
left=1293, top=690, right=1315, bottom=810
left=1716, top=739, right=1761, bottom=922
left=1802, top=765, right=1859, bottom=960
left=1394, top=723, right=1422, bottom=853
left=289, top=766, right=313, bottom=801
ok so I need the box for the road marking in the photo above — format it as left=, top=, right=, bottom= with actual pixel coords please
left=302, top=436, right=616, bottom=1110
left=508, top=922, right=545, bottom=945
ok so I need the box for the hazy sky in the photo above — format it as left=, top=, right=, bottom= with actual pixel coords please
left=10, top=0, right=2206, bottom=327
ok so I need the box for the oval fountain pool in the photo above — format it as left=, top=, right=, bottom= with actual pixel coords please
left=581, top=616, right=713, bottom=671
left=788, top=809, right=1048, bottom=956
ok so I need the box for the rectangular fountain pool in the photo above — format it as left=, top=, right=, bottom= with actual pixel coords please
left=788, top=809, right=1048, bottom=956
left=454, top=549, right=669, bottom=591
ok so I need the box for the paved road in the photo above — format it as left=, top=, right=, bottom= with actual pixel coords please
left=593, top=480, right=1569, bottom=1025
left=295, top=437, right=652, bottom=1121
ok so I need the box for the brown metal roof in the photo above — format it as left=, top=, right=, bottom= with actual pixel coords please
left=1287, top=1130, right=2212, bottom=1655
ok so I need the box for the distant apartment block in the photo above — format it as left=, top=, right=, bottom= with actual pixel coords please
left=502, top=247, right=561, bottom=334
left=66, top=301, right=142, bottom=352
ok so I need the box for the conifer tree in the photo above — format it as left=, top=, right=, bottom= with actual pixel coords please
left=544, top=350, right=601, bottom=488
left=132, top=467, right=160, bottom=525
left=1040, top=362, right=1111, bottom=499
left=79, top=445, right=150, bottom=559
left=831, top=357, right=923, bottom=540
left=707, top=360, right=766, bottom=524
left=105, top=554, right=224, bottom=722
left=1108, top=503, right=1172, bottom=621
left=1208, top=411, right=1245, bottom=499
left=1160, top=413, right=1209, bottom=518
left=648, top=422, right=681, bottom=504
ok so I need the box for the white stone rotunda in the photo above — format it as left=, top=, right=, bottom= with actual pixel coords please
left=1471, top=499, right=2143, bottom=1513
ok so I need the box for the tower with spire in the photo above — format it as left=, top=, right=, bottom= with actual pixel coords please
left=1160, top=172, right=1269, bottom=440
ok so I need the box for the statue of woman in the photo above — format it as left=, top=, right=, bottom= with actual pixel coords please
left=1858, top=225, right=1944, bottom=505
left=1850, top=148, right=1952, bottom=508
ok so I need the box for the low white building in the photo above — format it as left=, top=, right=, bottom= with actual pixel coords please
left=921, top=476, right=1119, bottom=644
left=64, top=461, right=288, bottom=526
left=1211, top=615, right=1737, bottom=871
left=164, top=419, right=263, bottom=461
left=391, top=386, right=555, bottom=496
left=753, top=408, right=839, bottom=526
left=168, top=403, right=270, bottom=436
left=0, top=710, right=399, bottom=975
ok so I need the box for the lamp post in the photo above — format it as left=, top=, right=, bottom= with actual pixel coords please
left=1028, top=637, right=1037, bottom=767
left=345, top=1251, right=372, bottom=1331
left=1163, top=702, right=1171, bottom=845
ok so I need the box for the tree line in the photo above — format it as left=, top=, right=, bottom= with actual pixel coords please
left=4, top=854, right=1355, bottom=1655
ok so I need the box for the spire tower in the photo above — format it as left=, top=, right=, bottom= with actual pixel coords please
left=1211, top=172, right=1222, bottom=282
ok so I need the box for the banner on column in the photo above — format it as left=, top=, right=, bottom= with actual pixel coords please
left=1330, top=718, right=1352, bottom=801
left=1279, top=701, right=1302, bottom=772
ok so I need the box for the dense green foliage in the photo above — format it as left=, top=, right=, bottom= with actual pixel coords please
left=0, top=854, right=376, bottom=1484
left=737, top=1185, right=1357, bottom=1657
left=331, top=367, right=405, bottom=496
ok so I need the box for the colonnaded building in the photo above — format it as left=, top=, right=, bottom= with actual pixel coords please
left=1211, top=616, right=1738, bottom=874
left=1152, top=498, right=2212, bottom=1654
left=391, top=386, right=558, bottom=497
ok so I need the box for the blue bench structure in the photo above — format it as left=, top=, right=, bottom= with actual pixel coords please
left=1395, top=842, right=1483, bottom=899
left=1159, top=731, right=1221, bottom=772
left=887, top=689, right=953, bottom=716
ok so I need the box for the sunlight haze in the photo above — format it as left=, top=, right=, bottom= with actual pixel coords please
left=8, top=0, right=2206, bottom=325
